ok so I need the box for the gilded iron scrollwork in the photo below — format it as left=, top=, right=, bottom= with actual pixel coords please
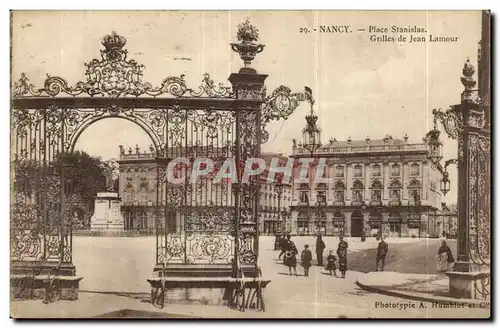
left=260, top=86, right=314, bottom=143
left=10, top=202, right=45, bottom=262
left=63, top=106, right=165, bottom=153
left=12, top=32, right=234, bottom=99
left=433, top=107, right=463, bottom=140
left=468, top=133, right=490, bottom=268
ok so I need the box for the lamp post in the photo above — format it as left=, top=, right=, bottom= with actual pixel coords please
left=361, top=203, right=367, bottom=242
left=274, top=180, right=284, bottom=250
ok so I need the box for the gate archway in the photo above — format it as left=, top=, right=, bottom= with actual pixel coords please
left=11, top=23, right=314, bottom=307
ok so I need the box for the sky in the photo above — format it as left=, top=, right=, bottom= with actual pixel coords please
left=11, top=10, right=484, bottom=204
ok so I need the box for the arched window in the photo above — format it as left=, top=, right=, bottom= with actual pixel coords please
left=408, top=179, right=421, bottom=202
left=410, top=163, right=420, bottom=176
left=372, top=164, right=381, bottom=177
left=353, top=180, right=364, bottom=189
left=352, top=180, right=364, bottom=202
left=391, top=164, right=401, bottom=176
left=371, top=180, right=382, bottom=202
left=354, top=165, right=363, bottom=177
left=334, top=181, right=345, bottom=203
left=389, top=179, right=402, bottom=203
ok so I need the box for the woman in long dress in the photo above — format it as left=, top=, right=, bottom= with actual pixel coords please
left=436, top=240, right=455, bottom=272
left=337, top=237, right=348, bottom=278
left=285, top=240, right=298, bottom=276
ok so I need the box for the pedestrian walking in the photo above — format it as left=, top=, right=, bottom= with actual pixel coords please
left=315, top=233, right=326, bottom=266
left=375, top=236, right=388, bottom=271
left=278, top=234, right=289, bottom=260
left=325, top=250, right=337, bottom=276
left=301, top=244, right=313, bottom=277
left=337, top=236, right=348, bottom=278
left=284, top=239, right=298, bottom=276
left=436, top=240, right=455, bottom=272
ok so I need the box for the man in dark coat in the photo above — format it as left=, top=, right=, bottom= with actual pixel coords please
left=375, top=236, right=388, bottom=271
left=315, top=234, right=326, bottom=266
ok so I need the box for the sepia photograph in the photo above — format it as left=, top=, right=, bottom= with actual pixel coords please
left=9, top=10, right=491, bottom=319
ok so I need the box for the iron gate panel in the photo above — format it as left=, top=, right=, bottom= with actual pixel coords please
left=11, top=24, right=313, bottom=280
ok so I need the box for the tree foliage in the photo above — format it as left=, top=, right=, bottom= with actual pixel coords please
left=14, top=150, right=107, bottom=206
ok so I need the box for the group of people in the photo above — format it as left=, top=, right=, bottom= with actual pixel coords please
left=278, top=234, right=349, bottom=278
left=278, top=234, right=455, bottom=277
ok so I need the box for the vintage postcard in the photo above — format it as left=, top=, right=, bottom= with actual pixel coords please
left=9, top=10, right=491, bottom=319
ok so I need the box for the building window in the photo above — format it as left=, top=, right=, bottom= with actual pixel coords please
left=352, top=180, right=364, bottom=202
left=316, top=183, right=327, bottom=205
left=334, top=181, right=345, bottom=203
left=372, top=164, right=381, bottom=177
left=297, top=212, right=309, bottom=234
left=390, top=189, right=401, bottom=201
left=298, top=184, right=310, bottom=204
left=410, top=163, right=420, bottom=176
left=408, top=180, right=421, bottom=202
left=124, top=211, right=133, bottom=230
left=371, top=189, right=382, bottom=202
left=354, top=165, right=363, bottom=177
left=335, top=166, right=344, bottom=178
left=391, top=164, right=401, bottom=177
left=371, top=180, right=382, bottom=202
left=300, top=191, right=309, bottom=204
left=317, top=191, right=326, bottom=205
left=334, top=190, right=344, bottom=202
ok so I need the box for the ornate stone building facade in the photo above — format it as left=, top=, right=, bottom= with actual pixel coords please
left=117, top=146, right=291, bottom=234
left=259, top=153, right=292, bottom=235
left=117, top=145, right=158, bottom=232
left=289, top=135, right=443, bottom=237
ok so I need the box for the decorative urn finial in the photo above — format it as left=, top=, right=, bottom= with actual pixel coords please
left=230, top=18, right=265, bottom=73
left=101, top=31, right=127, bottom=61
left=460, top=58, right=477, bottom=90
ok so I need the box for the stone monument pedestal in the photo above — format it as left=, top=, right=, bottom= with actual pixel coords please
left=90, top=192, right=124, bottom=232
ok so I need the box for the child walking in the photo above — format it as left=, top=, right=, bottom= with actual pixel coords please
left=301, top=244, right=313, bottom=277
left=326, top=250, right=338, bottom=276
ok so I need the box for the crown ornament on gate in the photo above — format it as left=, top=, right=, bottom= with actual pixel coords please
left=101, top=31, right=127, bottom=61
left=231, top=18, right=265, bottom=73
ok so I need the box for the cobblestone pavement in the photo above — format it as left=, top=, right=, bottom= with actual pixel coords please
left=10, top=236, right=490, bottom=319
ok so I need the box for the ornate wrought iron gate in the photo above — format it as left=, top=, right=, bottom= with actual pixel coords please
left=11, top=20, right=312, bottom=302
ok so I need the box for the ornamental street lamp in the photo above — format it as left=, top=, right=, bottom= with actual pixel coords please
left=302, top=103, right=322, bottom=156
left=425, top=116, right=443, bottom=165
left=274, top=179, right=284, bottom=250
left=437, top=159, right=457, bottom=196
